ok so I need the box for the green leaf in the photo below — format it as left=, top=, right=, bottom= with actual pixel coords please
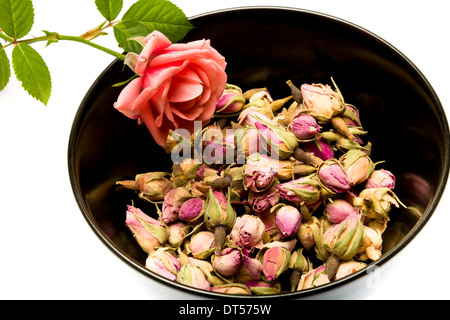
left=0, top=0, right=34, bottom=39
left=113, top=20, right=148, bottom=54
left=95, top=0, right=123, bottom=22
left=114, top=0, right=193, bottom=53
left=12, top=43, right=51, bottom=105
left=0, top=48, right=11, bottom=91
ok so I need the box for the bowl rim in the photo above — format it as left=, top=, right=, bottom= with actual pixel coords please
left=67, top=5, right=450, bottom=299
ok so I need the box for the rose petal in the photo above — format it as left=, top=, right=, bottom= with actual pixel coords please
left=136, top=31, right=172, bottom=76
left=168, top=72, right=203, bottom=103
left=114, top=77, right=143, bottom=119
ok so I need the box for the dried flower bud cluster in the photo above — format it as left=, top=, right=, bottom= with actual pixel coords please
left=116, top=79, right=404, bottom=295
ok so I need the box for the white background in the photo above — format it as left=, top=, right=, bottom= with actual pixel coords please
left=0, top=0, right=449, bottom=300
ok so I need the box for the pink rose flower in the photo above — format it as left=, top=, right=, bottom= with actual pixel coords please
left=114, top=31, right=227, bottom=147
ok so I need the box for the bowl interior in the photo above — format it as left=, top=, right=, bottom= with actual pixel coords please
left=68, top=7, right=449, bottom=297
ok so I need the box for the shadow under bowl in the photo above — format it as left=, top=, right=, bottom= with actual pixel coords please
left=68, top=7, right=449, bottom=298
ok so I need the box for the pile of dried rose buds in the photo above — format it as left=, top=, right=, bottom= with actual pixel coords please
left=116, top=79, right=403, bottom=295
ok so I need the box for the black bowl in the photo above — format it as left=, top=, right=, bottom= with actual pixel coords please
left=68, top=7, right=449, bottom=298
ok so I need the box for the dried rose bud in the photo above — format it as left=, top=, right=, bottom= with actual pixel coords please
left=243, top=87, right=267, bottom=100
left=341, top=104, right=365, bottom=142
left=216, top=84, right=245, bottom=114
left=365, top=169, right=396, bottom=190
left=290, top=114, right=321, bottom=140
left=179, top=197, right=205, bottom=223
left=161, top=187, right=192, bottom=224
left=323, top=212, right=364, bottom=260
left=238, top=107, right=273, bottom=127
left=300, top=83, right=345, bottom=123
left=177, top=263, right=211, bottom=291
left=116, top=171, right=172, bottom=201
left=248, top=183, right=280, bottom=214
left=262, top=246, right=291, bottom=281
left=167, top=221, right=191, bottom=247
left=358, top=226, right=383, bottom=261
left=171, top=158, right=203, bottom=187
left=234, top=253, right=264, bottom=283
left=230, top=214, right=266, bottom=248
left=297, top=264, right=330, bottom=291
left=125, top=205, right=168, bottom=254
left=189, top=231, right=215, bottom=260
left=342, top=104, right=363, bottom=128
left=212, top=248, right=242, bottom=277
left=241, top=254, right=263, bottom=280
left=242, top=153, right=277, bottom=192
left=201, top=124, right=228, bottom=164
left=296, top=216, right=320, bottom=251
left=352, top=187, right=401, bottom=221
left=182, top=256, right=224, bottom=286
left=324, top=199, right=357, bottom=224
left=303, top=137, right=335, bottom=161
left=263, top=157, right=295, bottom=180
left=334, top=260, right=367, bottom=280
left=289, top=248, right=309, bottom=291
left=245, top=280, right=282, bottom=295
left=145, top=248, right=181, bottom=281
left=254, top=119, right=298, bottom=159
left=277, top=174, right=321, bottom=205
left=204, top=188, right=237, bottom=253
left=272, top=204, right=302, bottom=238
left=290, top=248, right=309, bottom=273
left=339, top=149, right=375, bottom=186
left=211, top=283, right=252, bottom=295
left=236, top=127, right=262, bottom=158
left=248, top=89, right=274, bottom=108
left=317, top=159, right=350, bottom=194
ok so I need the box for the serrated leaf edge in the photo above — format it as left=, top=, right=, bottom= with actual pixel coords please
left=12, top=43, right=52, bottom=105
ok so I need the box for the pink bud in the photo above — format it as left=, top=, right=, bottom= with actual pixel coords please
left=243, top=153, right=277, bottom=192
left=237, top=128, right=262, bottom=158
left=323, top=212, right=364, bottom=260
left=248, top=184, right=280, bottom=214
left=230, top=214, right=266, bottom=248
left=297, top=264, right=330, bottom=290
left=340, top=150, right=374, bottom=186
left=161, top=187, right=191, bottom=224
left=365, top=169, right=396, bottom=190
left=179, top=197, right=205, bottom=222
left=262, top=246, right=291, bottom=281
left=238, top=108, right=272, bottom=127
left=277, top=174, right=321, bottom=205
left=273, top=205, right=302, bottom=238
left=167, top=221, right=190, bottom=247
left=190, top=231, right=215, bottom=259
left=177, top=263, right=211, bottom=291
left=324, top=199, right=357, bottom=224
left=318, top=160, right=350, bottom=193
left=303, top=137, right=335, bottom=160
left=212, top=248, right=242, bottom=277
left=145, top=248, right=181, bottom=281
left=216, top=86, right=245, bottom=114
left=290, top=114, right=320, bottom=140
left=125, top=206, right=168, bottom=253
left=300, top=83, right=344, bottom=122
